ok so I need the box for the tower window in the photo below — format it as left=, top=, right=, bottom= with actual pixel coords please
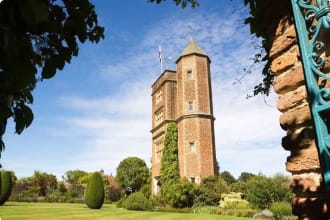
left=187, top=70, right=193, bottom=79
left=155, top=109, right=164, bottom=125
left=189, top=142, right=195, bottom=151
left=188, top=101, right=193, bottom=111
left=155, top=89, right=162, bottom=104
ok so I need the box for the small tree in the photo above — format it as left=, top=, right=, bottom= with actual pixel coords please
left=246, top=175, right=273, bottom=209
left=0, top=171, right=13, bottom=205
left=194, top=176, right=230, bottom=207
left=85, top=172, right=104, bottom=209
left=116, top=157, right=149, bottom=192
left=220, top=171, right=236, bottom=186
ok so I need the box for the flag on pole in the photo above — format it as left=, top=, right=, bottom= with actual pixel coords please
left=158, top=45, right=163, bottom=63
left=158, top=45, right=163, bottom=73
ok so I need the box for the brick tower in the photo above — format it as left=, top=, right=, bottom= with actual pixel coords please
left=151, top=40, right=217, bottom=194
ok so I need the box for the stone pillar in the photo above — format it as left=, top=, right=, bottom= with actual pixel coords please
left=270, top=17, right=330, bottom=219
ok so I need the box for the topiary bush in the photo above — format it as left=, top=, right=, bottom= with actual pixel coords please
left=122, top=192, right=153, bottom=211
left=85, top=172, right=104, bottom=209
left=0, top=171, right=13, bottom=205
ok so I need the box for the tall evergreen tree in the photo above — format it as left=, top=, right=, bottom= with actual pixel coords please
left=85, top=172, right=104, bottom=209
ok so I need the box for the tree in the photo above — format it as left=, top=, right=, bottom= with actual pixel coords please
left=85, top=172, right=104, bottom=209
left=62, top=170, right=88, bottom=184
left=246, top=175, right=273, bottom=209
left=238, top=172, right=255, bottom=182
left=230, top=181, right=247, bottom=194
left=194, top=176, right=230, bottom=207
left=30, top=171, right=57, bottom=197
left=271, top=173, right=292, bottom=203
left=245, top=174, right=292, bottom=210
left=220, top=171, right=236, bottom=186
left=116, top=157, right=150, bottom=192
left=165, top=178, right=197, bottom=208
left=0, top=0, right=104, bottom=163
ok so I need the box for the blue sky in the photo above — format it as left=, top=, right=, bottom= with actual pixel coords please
left=2, top=0, right=288, bottom=179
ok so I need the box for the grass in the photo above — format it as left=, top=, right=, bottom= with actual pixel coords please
left=0, top=202, right=253, bottom=220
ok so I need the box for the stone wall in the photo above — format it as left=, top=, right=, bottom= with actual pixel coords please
left=270, top=16, right=330, bottom=219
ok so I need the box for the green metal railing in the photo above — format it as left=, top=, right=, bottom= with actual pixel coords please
left=291, top=0, right=330, bottom=204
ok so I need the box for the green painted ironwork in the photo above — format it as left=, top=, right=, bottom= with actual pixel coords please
left=291, top=0, right=330, bottom=203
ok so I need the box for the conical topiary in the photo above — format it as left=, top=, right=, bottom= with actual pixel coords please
left=85, top=172, right=104, bottom=209
left=0, top=171, right=13, bottom=205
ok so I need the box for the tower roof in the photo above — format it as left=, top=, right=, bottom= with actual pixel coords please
left=180, top=39, right=206, bottom=57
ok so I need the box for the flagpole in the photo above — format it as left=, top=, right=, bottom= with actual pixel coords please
left=159, top=45, right=163, bottom=73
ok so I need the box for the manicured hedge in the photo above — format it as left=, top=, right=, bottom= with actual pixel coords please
left=85, top=172, right=104, bottom=209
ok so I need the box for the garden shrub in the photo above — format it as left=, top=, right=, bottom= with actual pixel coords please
left=122, top=192, right=153, bottom=211
left=217, top=192, right=255, bottom=217
left=194, top=176, right=229, bottom=207
left=0, top=171, right=13, bottom=205
left=85, top=172, right=104, bottom=209
left=164, top=178, right=197, bottom=208
left=140, top=183, right=151, bottom=199
left=271, top=201, right=295, bottom=220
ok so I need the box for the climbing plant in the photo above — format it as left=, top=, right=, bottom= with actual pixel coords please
left=160, top=122, right=180, bottom=202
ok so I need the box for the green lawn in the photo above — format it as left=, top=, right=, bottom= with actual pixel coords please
left=0, top=202, right=252, bottom=220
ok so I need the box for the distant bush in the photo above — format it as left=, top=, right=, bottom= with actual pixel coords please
left=85, top=172, right=104, bottom=209
left=122, top=192, right=152, bottom=211
left=0, top=171, right=13, bottom=205
left=271, top=201, right=295, bottom=220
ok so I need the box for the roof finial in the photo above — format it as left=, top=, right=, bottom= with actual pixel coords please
left=187, top=24, right=195, bottom=41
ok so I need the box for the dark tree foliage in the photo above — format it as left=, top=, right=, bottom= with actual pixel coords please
left=243, top=0, right=292, bottom=96
left=148, top=0, right=199, bottom=8
left=0, top=171, right=13, bottom=205
left=85, top=172, right=105, bottom=209
left=31, top=171, right=57, bottom=197
left=220, top=170, right=236, bottom=186
left=238, top=172, right=255, bottom=182
left=0, top=0, right=104, bottom=163
left=116, top=157, right=150, bottom=192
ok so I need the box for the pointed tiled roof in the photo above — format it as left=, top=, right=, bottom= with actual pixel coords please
left=180, top=39, right=206, bottom=57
